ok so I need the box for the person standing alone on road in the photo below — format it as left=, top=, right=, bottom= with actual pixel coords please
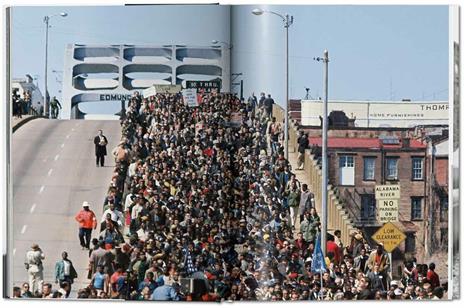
left=24, top=243, right=45, bottom=295
left=75, top=201, right=97, bottom=249
left=94, top=129, right=108, bottom=167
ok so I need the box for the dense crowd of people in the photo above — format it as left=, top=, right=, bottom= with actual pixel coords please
left=15, top=90, right=445, bottom=301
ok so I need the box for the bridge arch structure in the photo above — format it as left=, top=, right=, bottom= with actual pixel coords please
left=62, top=44, right=230, bottom=119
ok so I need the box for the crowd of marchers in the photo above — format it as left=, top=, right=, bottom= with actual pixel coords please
left=15, top=91, right=445, bottom=301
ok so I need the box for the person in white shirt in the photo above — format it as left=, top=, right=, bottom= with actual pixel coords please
left=101, top=203, right=124, bottom=228
left=24, top=243, right=45, bottom=295
left=131, top=196, right=144, bottom=220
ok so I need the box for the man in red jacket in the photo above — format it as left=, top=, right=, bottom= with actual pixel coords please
left=75, top=201, right=97, bottom=250
left=326, top=233, right=341, bottom=265
left=426, top=262, right=440, bottom=289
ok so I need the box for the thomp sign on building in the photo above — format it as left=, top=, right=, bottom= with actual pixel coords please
left=300, top=100, right=449, bottom=127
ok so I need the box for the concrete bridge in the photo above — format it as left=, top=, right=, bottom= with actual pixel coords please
left=62, top=44, right=230, bottom=119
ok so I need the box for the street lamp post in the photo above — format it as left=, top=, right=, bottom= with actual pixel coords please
left=44, top=12, right=67, bottom=119
left=315, top=50, right=329, bottom=256
left=252, top=8, right=294, bottom=160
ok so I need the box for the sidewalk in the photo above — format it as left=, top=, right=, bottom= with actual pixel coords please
left=12, top=115, right=42, bottom=132
left=287, top=149, right=321, bottom=233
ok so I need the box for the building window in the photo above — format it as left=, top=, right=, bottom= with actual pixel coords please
left=440, top=196, right=448, bottom=222
left=411, top=197, right=423, bottom=220
left=385, top=157, right=398, bottom=180
left=361, top=194, right=376, bottom=221
left=339, top=155, right=355, bottom=186
left=412, top=157, right=424, bottom=180
left=405, top=233, right=416, bottom=253
left=363, top=157, right=376, bottom=180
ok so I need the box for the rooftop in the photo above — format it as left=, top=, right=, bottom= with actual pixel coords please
left=309, top=137, right=426, bottom=149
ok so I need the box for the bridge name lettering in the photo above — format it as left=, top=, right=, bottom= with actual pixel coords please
left=99, top=94, right=132, bottom=101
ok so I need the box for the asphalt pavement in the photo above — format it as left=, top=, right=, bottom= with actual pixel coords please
left=11, top=118, right=121, bottom=296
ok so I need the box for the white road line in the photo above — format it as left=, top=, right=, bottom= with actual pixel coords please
left=66, top=135, right=70, bottom=139
left=61, top=143, right=65, bottom=148
left=21, top=225, right=27, bottom=234
left=71, top=128, right=75, bottom=131
left=13, top=248, right=16, bottom=256
left=39, top=186, right=45, bottom=194
left=42, top=158, right=47, bottom=163
left=30, top=203, right=36, bottom=213
left=54, top=154, right=59, bottom=161
left=47, top=169, right=53, bottom=176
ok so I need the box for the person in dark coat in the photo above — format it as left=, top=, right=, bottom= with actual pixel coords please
left=296, top=131, right=309, bottom=170
left=94, top=129, right=108, bottom=167
left=263, top=94, right=275, bottom=119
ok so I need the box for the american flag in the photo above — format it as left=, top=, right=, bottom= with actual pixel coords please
left=183, top=247, right=198, bottom=275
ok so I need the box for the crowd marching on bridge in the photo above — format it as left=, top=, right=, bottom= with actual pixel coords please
left=15, top=90, right=445, bottom=301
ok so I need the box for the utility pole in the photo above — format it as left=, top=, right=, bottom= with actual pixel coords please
left=315, top=50, right=329, bottom=256
left=44, top=15, right=49, bottom=118
left=251, top=8, right=293, bottom=159
left=43, top=12, right=67, bottom=118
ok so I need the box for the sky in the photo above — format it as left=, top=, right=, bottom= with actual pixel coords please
left=231, top=5, right=449, bottom=105
left=11, top=4, right=449, bottom=115
left=10, top=5, right=230, bottom=115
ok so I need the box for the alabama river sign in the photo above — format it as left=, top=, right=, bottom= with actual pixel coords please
left=375, top=184, right=400, bottom=223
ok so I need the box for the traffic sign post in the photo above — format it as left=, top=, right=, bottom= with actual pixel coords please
left=377, top=199, right=399, bottom=222
left=375, top=184, right=400, bottom=223
left=375, top=184, right=400, bottom=199
left=371, top=222, right=406, bottom=253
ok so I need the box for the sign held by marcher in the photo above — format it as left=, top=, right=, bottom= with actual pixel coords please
left=182, top=88, right=198, bottom=107
left=155, top=84, right=181, bottom=94
left=371, top=222, right=406, bottom=253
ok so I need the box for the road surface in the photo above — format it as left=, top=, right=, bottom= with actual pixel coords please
left=11, top=118, right=121, bottom=296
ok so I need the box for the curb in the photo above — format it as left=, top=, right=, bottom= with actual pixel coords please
left=12, top=116, right=45, bottom=133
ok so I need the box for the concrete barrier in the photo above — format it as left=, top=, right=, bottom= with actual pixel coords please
left=273, top=103, right=356, bottom=245
left=12, top=115, right=44, bottom=133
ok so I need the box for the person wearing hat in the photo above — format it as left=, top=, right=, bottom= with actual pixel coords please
left=350, top=232, right=364, bottom=258
left=75, top=201, right=98, bottom=250
left=24, top=243, right=45, bottom=295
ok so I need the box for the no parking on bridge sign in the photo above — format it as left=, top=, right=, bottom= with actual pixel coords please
left=371, top=222, right=406, bottom=253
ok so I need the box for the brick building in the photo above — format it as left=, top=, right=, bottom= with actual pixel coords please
left=308, top=136, right=430, bottom=263
left=427, top=137, right=449, bottom=253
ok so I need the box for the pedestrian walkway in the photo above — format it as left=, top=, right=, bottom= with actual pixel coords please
left=12, top=115, right=42, bottom=133
left=286, top=149, right=320, bottom=233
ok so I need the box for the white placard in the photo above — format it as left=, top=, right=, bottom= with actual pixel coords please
left=143, top=86, right=157, bottom=98
left=182, top=88, right=198, bottom=107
